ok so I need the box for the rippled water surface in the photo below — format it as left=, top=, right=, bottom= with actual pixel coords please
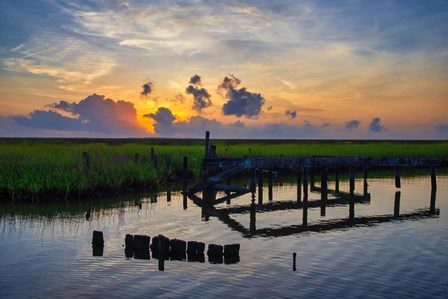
left=1, top=175, right=447, bottom=298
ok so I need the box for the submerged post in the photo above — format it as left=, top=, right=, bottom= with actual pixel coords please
left=394, top=166, right=401, bottom=188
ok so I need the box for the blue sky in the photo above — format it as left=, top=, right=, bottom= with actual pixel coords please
left=0, top=0, right=447, bottom=138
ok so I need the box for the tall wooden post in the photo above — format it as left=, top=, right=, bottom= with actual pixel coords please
left=268, top=170, right=273, bottom=201
left=204, top=131, right=210, bottom=158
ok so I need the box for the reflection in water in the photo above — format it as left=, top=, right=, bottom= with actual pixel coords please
left=188, top=177, right=440, bottom=238
left=0, top=174, right=446, bottom=298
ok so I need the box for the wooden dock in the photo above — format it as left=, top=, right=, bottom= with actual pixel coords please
left=185, top=131, right=439, bottom=196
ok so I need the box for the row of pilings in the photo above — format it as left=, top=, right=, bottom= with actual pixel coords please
left=92, top=231, right=240, bottom=270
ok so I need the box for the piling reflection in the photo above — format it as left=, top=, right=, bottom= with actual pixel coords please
left=187, top=178, right=440, bottom=238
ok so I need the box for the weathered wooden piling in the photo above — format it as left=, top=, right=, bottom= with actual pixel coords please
left=125, top=234, right=134, bottom=249
left=268, top=170, right=273, bottom=201
left=394, top=166, right=401, bottom=188
left=151, top=235, right=170, bottom=256
left=224, top=244, right=240, bottom=258
left=204, top=131, right=210, bottom=158
left=394, top=191, right=401, bottom=218
left=167, top=190, right=171, bottom=202
left=134, top=235, right=150, bottom=251
left=170, top=239, right=187, bottom=253
left=92, top=230, right=104, bottom=247
left=431, top=166, right=437, bottom=189
left=207, top=244, right=224, bottom=264
left=82, top=152, right=90, bottom=172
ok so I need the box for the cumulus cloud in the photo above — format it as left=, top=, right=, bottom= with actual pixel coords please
left=218, top=74, right=265, bottom=118
left=345, top=119, right=361, bottom=130
left=185, top=74, right=212, bottom=113
left=369, top=117, right=386, bottom=132
left=141, top=80, right=154, bottom=97
left=189, top=74, right=202, bottom=85
left=144, top=107, right=176, bottom=135
left=6, top=94, right=146, bottom=136
left=285, top=110, right=297, bottom=119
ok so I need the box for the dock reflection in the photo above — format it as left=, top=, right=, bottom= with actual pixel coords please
left=187, top=183, right=439, bottom=238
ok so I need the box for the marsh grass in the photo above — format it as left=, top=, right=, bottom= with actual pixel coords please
left=0, top=138, right=447, bottom=201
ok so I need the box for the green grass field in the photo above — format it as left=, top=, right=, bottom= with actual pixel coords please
left=1, top=138, right=447, bottom=201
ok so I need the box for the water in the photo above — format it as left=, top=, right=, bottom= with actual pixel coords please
left=1, top=175, right=447, bottom=298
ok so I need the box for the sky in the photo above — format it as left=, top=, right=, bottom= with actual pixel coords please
left=0, top=0, right=447, bottom=139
